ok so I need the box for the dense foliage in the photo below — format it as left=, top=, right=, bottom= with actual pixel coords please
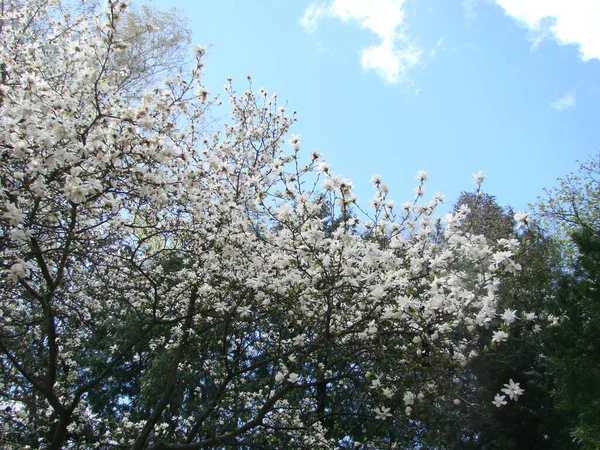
left=536, top=158, right=600, bottom=449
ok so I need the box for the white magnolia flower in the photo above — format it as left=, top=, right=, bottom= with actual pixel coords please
left=415, top=170, right=428, bottom=182
left=7, top=263, right=29, bottom=283
left=492, top=330, right=509, bottom=344
left=3, top=202, right=25, bottom=226
left=370, top=377, right=381, bottom=389
left=275, top=204, right=294, bottom=221
left=548, top=314, right=561, bottom=326
left=194, top=44, right=206, bottom=57
left=525, top=312, right=537, bottom=322
left=317, top=162, right=330, bottom=174
left=275, top=372, right=286, bottom=383
left=374, top=406, right=391, bottom=420
left=501, top=379, right=524, bottom=401
left=472, top=171, right=485, bottom=185
left=238, top=306, right=251, bottom=317
left=403, top=391, right=415, bottom=406
left=514, top=211, right=530, bottom=229
left=288, top=134, right=301, bottom=150
left=292, top=334, right=305, bottom=346
left=501, top=309, right=518, bottom=326
left=8, top=228, right=31, bottom=243
left=492, top=394, right=507, bottom=407
left=64, top=181, right=88, bottom=203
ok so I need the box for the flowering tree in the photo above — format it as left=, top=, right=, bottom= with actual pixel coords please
left=0, top=1, right=525, bottom=448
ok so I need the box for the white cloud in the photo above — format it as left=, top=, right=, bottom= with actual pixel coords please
left=300, top=3, right=327, bottom=33
left=463, top=0, right=480, bottom=21
left=494, top=0, right=600, bottom=61
left=550, top=93, right=576, bottom=111
left=300, top=0, right=422, bottom=84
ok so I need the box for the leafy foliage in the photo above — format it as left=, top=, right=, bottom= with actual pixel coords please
left=537, top=154, right=600, bottom=259
left=543, top=230, right=600, bottom=449
left=536, top=153, right=600, bottom=448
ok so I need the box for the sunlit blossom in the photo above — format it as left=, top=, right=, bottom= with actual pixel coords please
left=317, top=162, right=330, bottom=174
left=472, top=171, right=485, bottom=185
left=514, top=211, right=530, bottom=229
left=288, top=134, right=301, bottom=150
left=371, top=173, right=382, bottom=185
left=415, top=170, right=428, bottom=182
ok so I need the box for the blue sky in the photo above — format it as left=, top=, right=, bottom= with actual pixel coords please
left=151, top=0, right=600, bottom=215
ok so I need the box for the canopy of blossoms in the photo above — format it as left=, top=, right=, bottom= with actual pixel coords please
left=0, top=1, right=525, bottom=448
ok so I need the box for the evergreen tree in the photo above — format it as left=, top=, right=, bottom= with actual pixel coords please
left=543, top=229, right=600, bottom=449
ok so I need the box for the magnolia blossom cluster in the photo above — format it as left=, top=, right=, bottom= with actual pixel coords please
left=493, top=379, right=525, bottom=407
left=0, top=1, right=532, bottom=448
